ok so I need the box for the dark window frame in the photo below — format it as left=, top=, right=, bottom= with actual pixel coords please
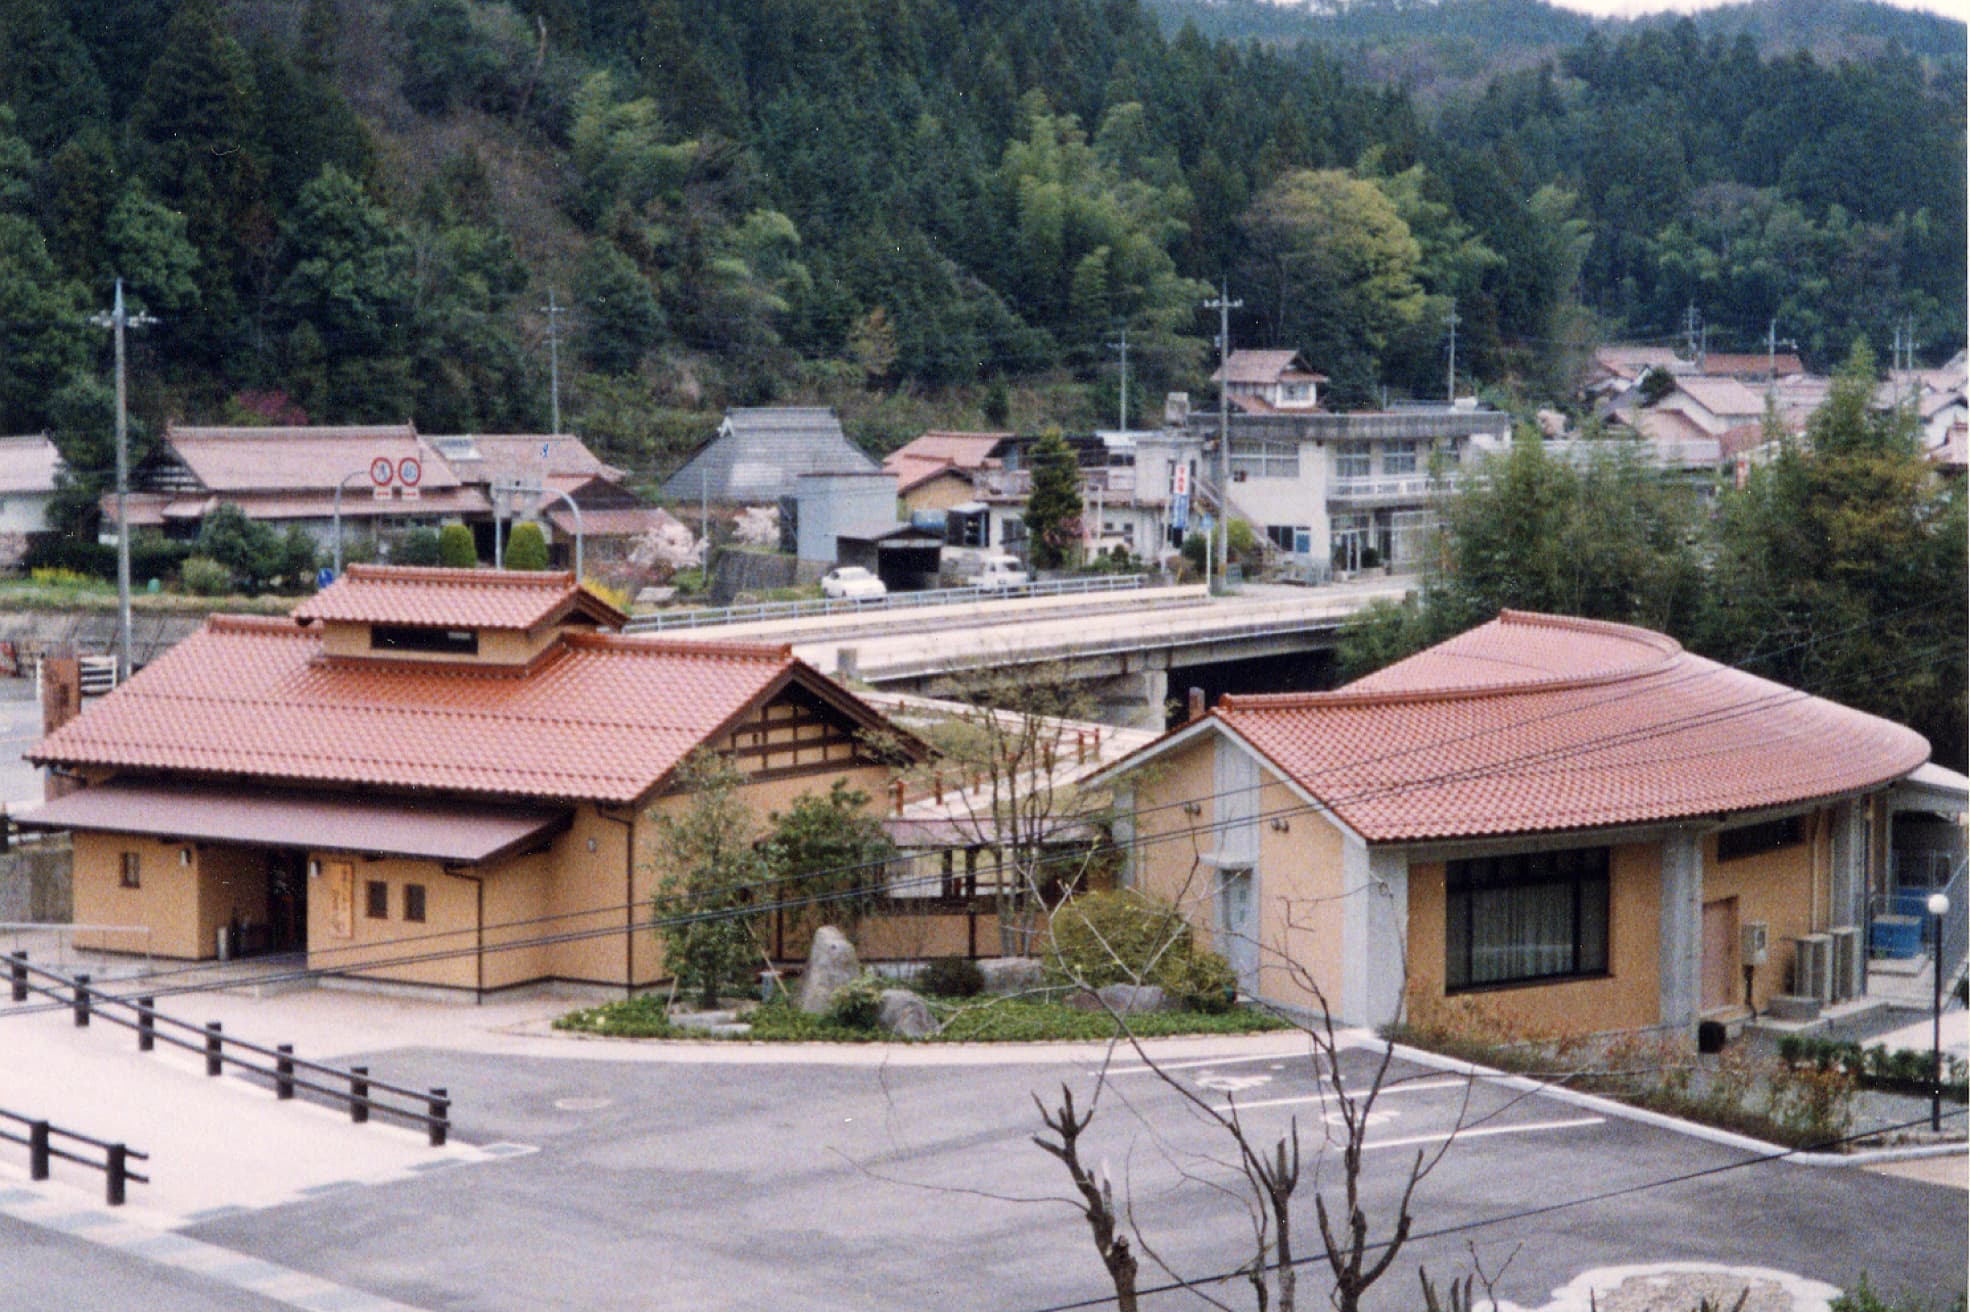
left=120, top=851, right=141, bottom=889
left=403, top=883, right=427, bottom=923
left=371, top=625, right=479, bottom=656
left=1717, top=816, right=1804, bottom=863
left=1446, top=846, right=1610, bottom=992
left=365, top=879, right=390, bottom=920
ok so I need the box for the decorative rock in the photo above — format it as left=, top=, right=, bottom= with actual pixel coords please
left=669, top=1009, right=741, bottom=1032
left=877, top=989, right=936, bottom=1039
left=977, top=957, right=1046, bottom=994
left=1097, top=983, right=1167, bottom=1015
left=796, top=926, right=862, bottom=1014
left=1060, top=989, right=1104, bottom=1012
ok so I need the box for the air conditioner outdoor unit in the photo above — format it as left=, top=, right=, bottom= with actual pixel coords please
left=1791, top=933, right=1833, bottom=1003
left=1741, top=922, right=1770, bottom=965
left=1828, top=925, right=1862, bottom=1002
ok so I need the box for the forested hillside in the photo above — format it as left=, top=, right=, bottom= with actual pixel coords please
left=0, top=0, right=1960, bottom=534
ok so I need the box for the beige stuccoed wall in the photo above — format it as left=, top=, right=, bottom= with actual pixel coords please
left=901, top=473, right=977, bottom=517
left=72, top=832, right=207, bottom=958
left=306, top=855, right=479, bottom=990
left=1700, top=811, right=1826, bottom=1011
left=1254, top=785, right=1347, bottom=1015
left=1405, top=841, right=1664, bottom=1037
left=1121, top=732, right=1216, bottom=912
left=316, top=620, right=561, bottom=667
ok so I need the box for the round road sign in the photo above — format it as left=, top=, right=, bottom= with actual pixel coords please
left=369, top=456, right=394, bottom=486
left=397, top=456, right=423, bottom=487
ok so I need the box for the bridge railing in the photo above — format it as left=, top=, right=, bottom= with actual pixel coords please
left=625, top=574, right=1152, bottom=633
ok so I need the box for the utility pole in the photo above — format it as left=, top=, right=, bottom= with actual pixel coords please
left=1203, top=280, right=1241, bottom=593
left=1444, top=299, right=1460, bottom=404
left=540, top=289, right=565, bottom=434
left=89, top=279, right=155, bottom=683
left=1684, top=303, right=1702, bottom=365
left=1108, top=324, right=1130, bottom=432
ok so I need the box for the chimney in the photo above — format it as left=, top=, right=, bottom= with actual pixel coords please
left=39, top=652, right=82, bottom=801
left=1186, top=686, right=1206, bottom=723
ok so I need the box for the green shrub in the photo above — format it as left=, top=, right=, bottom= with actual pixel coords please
left=920, top=956, right=984, bottom=998
left=396, top=527, right=443, bottom=566
left=439, top=523, right=477, bottom=568
left=506, top=521, right=549, bottom=570
left=1046, top=889, right=1194, bottom=989
left=1161, top=949, right=1239, bottom=1013
left=827, top=974, right=886, bottom=1030
left=180, top=556, right=233, bottom=596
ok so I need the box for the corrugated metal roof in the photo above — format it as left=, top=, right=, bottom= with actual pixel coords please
left=661, top=408, right=877, bottom=503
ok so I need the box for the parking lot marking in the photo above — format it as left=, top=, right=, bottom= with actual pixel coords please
left=1361, top=1116, right=1603, bottom=1153
left=1096, top=1050, right=1313, bottom=1077
left=1209, top=1077, right=1473, bottom=1112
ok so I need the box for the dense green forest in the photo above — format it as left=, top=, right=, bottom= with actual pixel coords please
left=0, top=0, right=1961, bottom=536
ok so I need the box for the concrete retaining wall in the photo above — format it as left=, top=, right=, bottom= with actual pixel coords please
left=0, top=835, right=73, bottom=922
left=0, top=608, right=208, bottom=667
left=709, top=551, right=825, bottom=604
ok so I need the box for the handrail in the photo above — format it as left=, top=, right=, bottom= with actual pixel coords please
left=4, top=952, right=450, bottom=1146
left=0, top=1105, right=148, bottom=1206
left=626, top=572, right=1151, bottom=632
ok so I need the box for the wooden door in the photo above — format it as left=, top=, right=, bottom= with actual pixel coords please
left=1701, top=897, right=1738, bottom=1011
left=323, top=861, right=354, bottom=940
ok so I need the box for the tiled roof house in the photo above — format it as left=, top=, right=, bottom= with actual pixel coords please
left=428, top=433, right=682, bottom=563
left=1096, top=611, right=1952, bottom=1036
left=21, top=566, right=925, bottom=993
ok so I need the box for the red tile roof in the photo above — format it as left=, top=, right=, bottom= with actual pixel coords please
left=1208, top=611, right=1927, bottom=844
left=1701, top=353, right=1804, bottom=378
left=293, top=565, right=627, bottom=631
left=28, top=615, right=837, bottom=804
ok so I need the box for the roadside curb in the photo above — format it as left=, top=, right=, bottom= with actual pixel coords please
left=1383, top=1039, right=1968, bottom=1168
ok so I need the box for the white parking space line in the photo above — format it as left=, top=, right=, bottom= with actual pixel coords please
left=1210, top=1077, right=1472, bottom=1112
left=1361, top=1116, right=1603, bottom=1153
left=1095, top=1051, right=1310, bottom=1077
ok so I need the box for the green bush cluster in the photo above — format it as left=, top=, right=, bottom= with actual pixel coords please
left=506, top=521, right=550, bottom=571
left=180, top=556, right=233, bottom=596
left=439, top=523, right=478, bottom=568
left=825, top=974, right=887, bottom=1030
left=1045, top=889, right=1241, bottom=1010
left=395, top=527, right=444, bottom=566
left=1777, top=1034, right=1969, bottom=1097
left=919, top=956, right=984, bottom=998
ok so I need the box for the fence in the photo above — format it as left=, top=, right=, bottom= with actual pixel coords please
left=5, top=952, right=450, bottom=1147
left=0, top=1106, right=147, bottom=1206
left=626, top=573, right=1151, bottom=632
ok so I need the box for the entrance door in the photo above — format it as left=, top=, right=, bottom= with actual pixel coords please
left=266, top=851, right=308, bottom=952
left=1701, top=896, right=1739, bottom=1011
left=1217, top=867, right=1258, bottom=997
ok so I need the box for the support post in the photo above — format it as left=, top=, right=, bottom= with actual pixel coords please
left=10, top=951, right=27, bottom=1002
left=28, top=1121, right=49, bottom=1180
left=137, top=997, right=154, bottom=1051
left=350, top=1066, right=370, bottom=1123
left=205, top=1021, right=223, bottom=1077
left=105, top=1144, right=127, bottom=1206
left=72, top=973, right=90, bottom=1027
left=276, top=1044, right=295, bottom=1100
left=428, top=1088, right=449, bottom=1147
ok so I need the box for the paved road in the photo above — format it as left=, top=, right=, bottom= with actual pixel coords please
left=173, top=1043, right=1964, bottom=1312
left=2, top=677, right=43, bottom=810
left=0, top=1214, right=291, bottom=1312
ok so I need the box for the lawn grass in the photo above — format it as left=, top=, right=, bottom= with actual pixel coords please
left=554, top=992, right=1294, bottom=1043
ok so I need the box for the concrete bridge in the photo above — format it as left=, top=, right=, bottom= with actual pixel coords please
left=662, top=577, right=1413, bottom=727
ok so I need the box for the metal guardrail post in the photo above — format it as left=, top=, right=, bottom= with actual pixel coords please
left=428, top=1088, right=448, bottom=1147
left=350, top=1067, right=370, bottom=1123
left=204, top=1022, right=223, bottom=1076
left=105, top=1143, right=127, bottom=1206
left=28, top=1121, right=48, bottom=1180
left=8, top=951, right=24, bottom=1003
left=137, top=998, right=153, bottom=1051
left=72, top=973, right=90, bottom=1027
left=276, top=1045, right=295, bottom=1100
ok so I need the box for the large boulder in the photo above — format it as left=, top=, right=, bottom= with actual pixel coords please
left=1097, top=983, right=1167, bottom=1015
left=796, top=926, right=862, bottom=1014
left=977, top=957, right=1046, bottom=994
left=878, top=988, right=937, bottom=1039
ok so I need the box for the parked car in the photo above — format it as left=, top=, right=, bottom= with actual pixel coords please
left=821, top=566, right=888, bottom=600
left=971, top=555, right=1031, bottom=590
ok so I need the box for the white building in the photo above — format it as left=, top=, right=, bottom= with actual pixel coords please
left=0, top=434, right=63, bottom=571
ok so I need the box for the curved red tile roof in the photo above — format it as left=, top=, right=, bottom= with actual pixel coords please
left=29, top=617, right=808, bottom=804
left=292, top=565, right=627, bottom=630
left=1215, top=611, right=1928, bottom=843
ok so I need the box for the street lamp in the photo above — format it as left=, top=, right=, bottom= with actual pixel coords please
left=1929, top=890, right=1951, bottom=1133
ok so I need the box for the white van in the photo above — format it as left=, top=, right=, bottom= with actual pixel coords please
left=971, top=555, right=1031, bottom=590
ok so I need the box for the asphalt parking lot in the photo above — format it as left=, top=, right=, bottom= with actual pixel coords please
left=168, top=1041, right=1965, bottom=1312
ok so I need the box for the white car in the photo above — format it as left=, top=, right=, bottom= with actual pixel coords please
left=821, top=566, right=888, bottom=600
left=971, top=555, right=1031, bottom=590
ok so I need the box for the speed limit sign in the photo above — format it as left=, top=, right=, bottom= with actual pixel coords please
left=397, top=456, right=422, bottom=487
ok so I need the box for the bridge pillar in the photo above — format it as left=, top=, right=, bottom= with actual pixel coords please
left=1093, top=667, right=1168, bottom=731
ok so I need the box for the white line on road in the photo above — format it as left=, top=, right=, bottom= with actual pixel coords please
left=1094, top=1051, right=1312, bottom=1077
left=1210, top=1078, right=1472, bottom=1111
left=1360, top=1116, right=1604, bottom=1153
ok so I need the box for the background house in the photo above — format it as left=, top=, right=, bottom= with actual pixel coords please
left=0, top=433, right=62, bottom=571
left=660, top=408, right=877, bottom=505
left=429, top=432, right=678, bottom=566
left=1211, top=349, right=1325, bottom=414
left=883, top=432, right=1012, bottom=520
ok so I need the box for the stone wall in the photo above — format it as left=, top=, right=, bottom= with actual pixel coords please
left=0, top=835, right=73, bottom=923
left=708, top=550, right=825, bottom=604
